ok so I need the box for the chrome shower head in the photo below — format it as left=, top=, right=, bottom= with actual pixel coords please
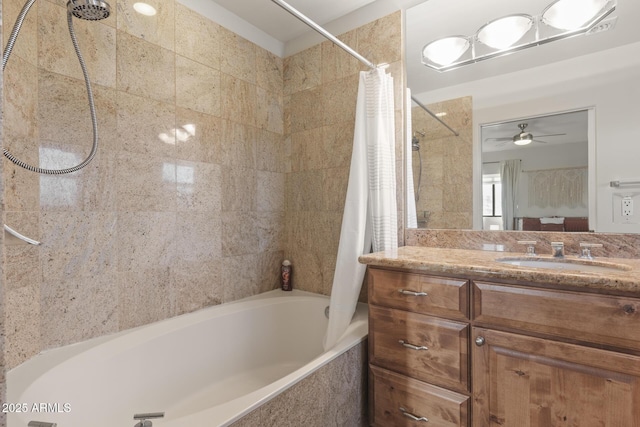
left=67, top=0, right=111, bottom=20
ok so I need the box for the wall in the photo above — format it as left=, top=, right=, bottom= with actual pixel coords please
left=283, top=11, right=405, bottom=296
left=2, top=0, right=286, bottom=370
left=410, top=96, right=472, bottom=229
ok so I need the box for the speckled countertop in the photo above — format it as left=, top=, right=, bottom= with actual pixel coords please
left=359, top=246, right=640, bottom=295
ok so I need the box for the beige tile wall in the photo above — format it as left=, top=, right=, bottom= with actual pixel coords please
left=2, top=0, right=286, bottom=369
left=1, top=2, right=6, bottom=424
left=2, top=0, right=406, bottom=379
left=283, top=11, right=406, bottom=296
left=411, top=96, right=473, bottom=229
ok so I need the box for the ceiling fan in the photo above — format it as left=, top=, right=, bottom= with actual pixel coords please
left=487, top=123, right=566, bottom=146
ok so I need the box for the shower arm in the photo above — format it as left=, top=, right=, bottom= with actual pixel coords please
left=2, top=0, right=100, bottom=175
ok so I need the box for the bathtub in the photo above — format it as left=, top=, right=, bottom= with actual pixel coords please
left=7, top=289, right=368, bottom=427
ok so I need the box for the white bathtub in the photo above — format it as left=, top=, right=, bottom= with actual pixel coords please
left=7, top=289, right=368, bottom=427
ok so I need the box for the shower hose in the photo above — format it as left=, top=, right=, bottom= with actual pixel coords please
left=2, top=0, right=99, bottom=174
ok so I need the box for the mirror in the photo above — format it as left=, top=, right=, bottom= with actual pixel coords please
left=480, top=110, right=589, bottom=231
left=405, top=0, right=640, bottom=233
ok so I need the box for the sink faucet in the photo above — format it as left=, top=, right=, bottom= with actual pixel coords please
left=579, top=242, right=603, bottom=260
left=517, top=240, right=537, bottom=257
left=551, top=242, right=564, bottom=258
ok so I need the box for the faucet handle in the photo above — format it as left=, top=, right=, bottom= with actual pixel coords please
left=517, top=240, right=538, bottom=256
left=579, top=242, right=603, bottom=259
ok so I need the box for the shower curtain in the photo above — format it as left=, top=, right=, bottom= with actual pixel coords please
left=406, top=88, right=418, bottom=228
left=323, top=68, right=397, bottom=350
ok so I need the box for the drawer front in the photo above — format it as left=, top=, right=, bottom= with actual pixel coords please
left=369, top=268, right=469, bottom=320
left=473, top=281, right=640, bottom=352
left=370, top=365, right=469, bottom=427
left=370, top=305, right=469, bottom=392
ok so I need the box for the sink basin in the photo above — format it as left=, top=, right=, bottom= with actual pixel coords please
left=496, top=258, right=630, bottom=274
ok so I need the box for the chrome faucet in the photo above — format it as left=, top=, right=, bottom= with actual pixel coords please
left=579, top=242, right=603, bottom=260
left=551, top=242, right=565, bottom=258
left=517, top=240, right=538, bottom=256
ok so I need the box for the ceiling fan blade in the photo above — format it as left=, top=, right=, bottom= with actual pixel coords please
left=534, top=133, right=566, bottom=138
left=485, top=137, right=513, bottom=142
left=533, top=139, right=548, bottom=143
left=495, top=140, right=510, bottom=146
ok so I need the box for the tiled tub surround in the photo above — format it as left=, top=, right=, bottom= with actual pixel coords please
left=8, top=290, right=368, bottom=427
left=3, top=0, right=287, bottom=370
left=283, top=11, right=406, bottom=297
left=3, top=0, right=404, bottom=369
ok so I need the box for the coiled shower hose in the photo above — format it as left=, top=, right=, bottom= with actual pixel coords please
left=3, top=0, right=99, bottom=174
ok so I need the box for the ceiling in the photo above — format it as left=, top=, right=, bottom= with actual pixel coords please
left=208, top=0, right=379, bottom=42
left=200, top=0, right=635, bottom=151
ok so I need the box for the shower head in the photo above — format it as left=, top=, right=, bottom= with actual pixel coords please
left=67, top=0, right=111, bottom=20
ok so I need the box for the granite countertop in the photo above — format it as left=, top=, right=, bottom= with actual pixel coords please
left=359, top=246, right=640, bottom=294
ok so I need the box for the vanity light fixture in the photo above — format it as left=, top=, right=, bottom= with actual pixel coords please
left=477, top=14, right=534, bottom=50
left=422, top=36, right=469, bottom=66
left=422, top=0, right=616, bottom=72
left=133, top=2, right=157, bottom=16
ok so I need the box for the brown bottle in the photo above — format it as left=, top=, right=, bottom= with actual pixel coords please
left=281, top=260, right=292, bottom=291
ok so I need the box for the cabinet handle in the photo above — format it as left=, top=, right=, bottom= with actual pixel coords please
left=398, top=289, right=428, bottom=297
left=475, top=336, right=486, bottom=346
left=399, top=340, right=429, bottom=351
left=399, top=407, right=429, bottom=422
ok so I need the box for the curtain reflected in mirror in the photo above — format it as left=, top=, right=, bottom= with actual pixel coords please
left=481, top=109, right=589, bottom=232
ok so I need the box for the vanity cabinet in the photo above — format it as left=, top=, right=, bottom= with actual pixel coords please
left=368, top=267, right=470, bottom=426
left=367, top=266, right=640, bottom=427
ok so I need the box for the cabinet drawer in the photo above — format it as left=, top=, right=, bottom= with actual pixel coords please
left=369, top=268, right=469, bottom=320
left=474, top=281, right=640, bottom=352
left=370, top=365, right=469, bottom=427
left=370, top=305, right=469, bottom=392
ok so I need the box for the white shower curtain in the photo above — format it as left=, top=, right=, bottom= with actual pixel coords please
left=323, top=68, right=397, bottom=350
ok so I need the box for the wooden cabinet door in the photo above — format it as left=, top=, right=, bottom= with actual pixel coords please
left=472, top=327, right=640, bottom=427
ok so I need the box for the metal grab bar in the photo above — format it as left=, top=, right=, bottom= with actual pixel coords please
left=610, top=180, right=640, bottom=188
left=4, top=223, right=41, bottom=245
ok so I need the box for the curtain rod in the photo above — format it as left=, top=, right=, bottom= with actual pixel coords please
left=271, top=0, right=378, bottom=70
left=410, top=96, right=459, bottom=137
left=271, top=0, right=459, bottom=138
left=523, top=165, right=587, bottom=173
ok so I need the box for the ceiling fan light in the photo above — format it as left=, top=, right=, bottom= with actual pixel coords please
left=513, top=133, right=533, bottom=145
left=477, top=14, right=533, bottom=50
left=422, top=36, right=470, bottom=66
left=542, top=0, right=609, bottom=31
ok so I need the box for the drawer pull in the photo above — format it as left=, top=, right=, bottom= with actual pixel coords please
left=475, top=336, right=486, bottom=346
left=399, top=340, right=428, bottom=351
left=399, top=407, right=429, bottom=422
left=398, top=289, right=428, bottom=297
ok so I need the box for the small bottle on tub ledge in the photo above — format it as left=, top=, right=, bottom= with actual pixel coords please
left=281, top=260, right=292, bottom=291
